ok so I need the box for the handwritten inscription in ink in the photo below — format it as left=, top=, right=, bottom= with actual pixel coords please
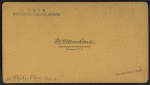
left=115, top=67, right=142, bottom=76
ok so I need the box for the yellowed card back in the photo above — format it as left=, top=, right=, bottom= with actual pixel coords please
left=2, top=2, right=148, bottom=83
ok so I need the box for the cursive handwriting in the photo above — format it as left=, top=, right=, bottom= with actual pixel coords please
left=54, top=38, right=95, bottom=44
left=115, top=67, right=142, bottom=76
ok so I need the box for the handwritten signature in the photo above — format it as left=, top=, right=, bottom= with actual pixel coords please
left=115, top=67, right=142, bottom=75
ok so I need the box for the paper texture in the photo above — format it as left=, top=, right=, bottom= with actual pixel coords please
left=2, top=2, right=148, bottom=83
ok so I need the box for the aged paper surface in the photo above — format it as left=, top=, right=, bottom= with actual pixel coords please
left=2, top=2, right=148, bottom=83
